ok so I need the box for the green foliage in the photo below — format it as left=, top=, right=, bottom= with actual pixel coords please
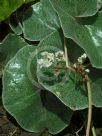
left=50, top=0, right=102, bottom=68
left=0, top=33, right=27, bottom=65
left=23, top=0, right=60, bottom=41
left=0, top=0, right=34, bottom=21
left=37, top=32, right=88, bottom=110
left=3, top=46, right=73, bottom=134
left=1, top=0, right=102, bottom=135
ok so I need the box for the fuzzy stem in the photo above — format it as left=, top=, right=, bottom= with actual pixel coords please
left=92, top=125, right=97, bottom=136
left=86, top=78, right=92, bottom=136
left=63, top=37, right=76, bottom=72
left=64, top=37, right=70, bottom=68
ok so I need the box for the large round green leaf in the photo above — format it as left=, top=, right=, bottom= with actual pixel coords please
left=23, top=0, right=60, bottom=41
left=50, top=0, right=102, bottom=68
left=2, top=45, right=73, bottom=134
left=0, top=0, right=34, bottom=22
left=37, top=31, right=88, bottom=110
left=37, top=31, right=102, bottom=110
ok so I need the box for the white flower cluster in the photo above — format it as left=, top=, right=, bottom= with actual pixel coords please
left=85, top=69, right=90, bottom=73
left=55, top=51, right=65, bottom=62
left=38, top=51, right=65, bottom=68
left=38, top=51, right=54, bottom=68
left=77, top=53, right=90, bottom=73
left=77, top=53, right=87, bottom=64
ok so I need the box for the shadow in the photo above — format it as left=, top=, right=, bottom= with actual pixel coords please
left=93, top=107, right=102, bottom=128
left=6, top=112, right=20, bottom=128
left=0, top=78, right=2, bottom=97
left=76, top=13, right=98, bottom=25
left=40, top=90, right=47, bottom=107
left=40, top=90, right=73, bottom=125
left=68, top=38, right=84, bottom=63
left=0, top=22, right=10, bottom=42
left=9, top=13, right=19, bottom=28
left=22, top=7, right=33, bottom=22
left=89, top=66, right=102, bottom=82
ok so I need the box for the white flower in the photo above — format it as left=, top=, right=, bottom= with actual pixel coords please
left=77, top=53, right=87, bottom=64
left=41, top=51, right=54, bottom=62
left=55, top=51, right=64, bottom=57
left=85, top=69, right=90, bottom=73
left=38, top=51, right=54, bottom=68
left=41, top=51, right=48, bottom=56
left=44, top=60, right=53, bottom=68
left=38, top=59, right=44, bottom=68
left=38, top=58, right=53, bottom=68
left=38, top=59, right=43, bottom=65
left=78, top=57, right=83, bottom=64
left=55, top=51, right=65, bottom=62
left=38, top=50, right=66, bottom=68
left=73, top=63, right=77, bottom=68
left=81, top=53, right=87, bottom=59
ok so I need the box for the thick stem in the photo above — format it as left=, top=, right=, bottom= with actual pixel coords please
left=86, top=78, right=92, bottom=136
left=63, top=37, right=76, bottom=72
left=64, top=37, right=70, bottom=68
left=92, top=125, right=97, bottom=136
left=64, top=37, right=92, bottom=136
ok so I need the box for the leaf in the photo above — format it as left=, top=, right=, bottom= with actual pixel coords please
left=37, top=31, right=88, bottom=110
left=23, top=0, right=60, bottom=41
left=50, top=0, right=102, bottom=68
left=0, top=0, right=34, bottom=22
left=37, top=31, right=102, bottom=110
left=50, top=0, right=98, bottom=17
left=97, top=0, right=102, bottom=9
left=0, top=33, right=27, bottom=65
left=2, top=45, right=73, bottom=134
left=89, top=67, right=102, bottom=107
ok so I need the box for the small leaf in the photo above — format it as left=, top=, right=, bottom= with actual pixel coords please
left=3, top=45, right=73, bottom=134
left=23, top=0, right=60, bottom=41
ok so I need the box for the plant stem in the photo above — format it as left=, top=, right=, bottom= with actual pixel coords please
left=92, top=125, right=97, bottom=136
left=86, top=78, right=92, bottom=136
left=63, top=37, right=76, bottom=72
left=64, top=37, right=70, bottom=68
left=9, top=128, right=17, bottom=136
left=75, top=123, right=85, bottom=136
